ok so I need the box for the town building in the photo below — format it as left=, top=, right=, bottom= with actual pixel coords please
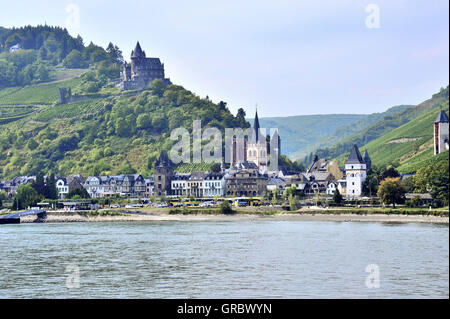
left=171, top=173, right=190, bottom=197
left=56, top=178, right=69, bottom=199
left=203, top=172, right=226, bottom=197
left=145, top=177, right=154, bottom=198
left=225, top=163, right=267, bottom=197
left=434, top=110, right=449, bottom=155
left=0, top=176, right=35, bottom=196
left=83, top=174, right=146, bottom=198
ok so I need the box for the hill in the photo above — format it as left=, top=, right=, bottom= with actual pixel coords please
left=0, top=25, right=122, bottom=88
left=0, top=76, right=247, bottom=179
left=306, top=86, right=449, bottom=167
left=334, top=87, right=449, bottom=173
left=0, top=26, right=249, bottom=180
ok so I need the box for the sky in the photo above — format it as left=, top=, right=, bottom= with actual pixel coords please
left=0, top=0, right=448, bottom=117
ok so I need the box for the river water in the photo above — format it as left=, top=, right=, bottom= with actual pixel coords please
left=0, top=220, right=448, bottom=298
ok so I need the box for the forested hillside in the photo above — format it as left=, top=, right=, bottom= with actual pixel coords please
left=0, top=26, right=251, bottom=179
left=0, top=25, right=122, bottom=87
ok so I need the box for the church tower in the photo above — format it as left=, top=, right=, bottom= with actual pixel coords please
left=434, top=110, right=449, bottom=155
left=345, top=144, right=367, bottom=198
left=246, top=110, right=268, bottom=172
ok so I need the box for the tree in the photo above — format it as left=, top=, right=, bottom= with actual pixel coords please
left=62, top=49, right=85, bottom=68
left=220, top=200, right=234, bottom=214
left=271, top=189, right=279, bottom=206
left=27, top=139, right=39, bottom=150
left=36, top=64, right=50, bottom=82
left=32, top=172, right=46, bottom=196
left=380, top=166, right=400, bottom=181
left=13, top=184, right=41, bottom=210
left=236, top=108, right=248, bottom=128
left=115, top=118, right=128, bottom=137
left=0, top=190, right=7, bottom=208
left=118, top=161, right=136, bottom=174
left=377, top=177, right=406, bottom=208
left=45, top=173, right=58, bottom=200
left=288, top=193, right=298, bottom=211
left=332, top=188, right=343, bottom=205
left=136, top=113, right=151, bottom=130
left=67, top=187, right=90, bottom=199
left=150, top=79, right=165, bottom=97
left=415, top=160, right=449, bottom=207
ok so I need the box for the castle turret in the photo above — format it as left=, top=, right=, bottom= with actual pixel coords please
left=363, top=149, right=372, bottom=170
left=434, top=110, right=449, bottom=155
left=131, top=41, right=146, bottom=59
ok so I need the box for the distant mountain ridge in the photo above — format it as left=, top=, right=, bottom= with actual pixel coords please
left=304, top=86, right=449, bottom=167
left=254, top=104, right=412, bottom=160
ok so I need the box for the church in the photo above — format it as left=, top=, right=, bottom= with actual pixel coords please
left=229, top=110, right=281, bottom=173
left=119, top=41, right=171, bottom=90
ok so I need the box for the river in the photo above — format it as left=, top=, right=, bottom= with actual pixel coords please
left=0, top=220, right=448, bottom=298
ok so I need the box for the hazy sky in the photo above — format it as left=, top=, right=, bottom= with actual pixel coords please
left=0, top=0, right=448, bottom=117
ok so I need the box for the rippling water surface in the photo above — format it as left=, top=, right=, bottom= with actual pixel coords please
left=0, top=221, right=448, bottom=298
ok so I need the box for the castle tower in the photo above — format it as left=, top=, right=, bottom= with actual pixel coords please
left=246, top=110, right=267, bottom=172
left=345, top=144, right=367, bottom=198
left=434, top=110, right=449, bottom=155
left=154, top=150, right=173, bottom=197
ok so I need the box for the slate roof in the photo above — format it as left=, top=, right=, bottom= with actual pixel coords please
left=345, top=144, right=364, bottom=165
left=435, top=110, right=449, bottom=123
left=131, top=41, right=145, bottom=58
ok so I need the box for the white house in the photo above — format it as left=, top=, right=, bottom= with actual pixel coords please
left=171, top=173, right=190, bottom=197
left=203, top=172, right=226, bottom=197
left=9, top=43, right=21, bottom=52
left=84, top=176, right=105, bottom=198
left=56, top=178, right=69, bottom=199
left=326, top=181, right=337, bottom=195
left=345, top=145, right=367, bottom=199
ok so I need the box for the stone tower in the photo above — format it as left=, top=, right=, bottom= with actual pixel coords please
left=154, top=150, right=173, bottom=197
left=434, top=110, right=449, bottom=155
left=345, top=144, right=367, bottom=198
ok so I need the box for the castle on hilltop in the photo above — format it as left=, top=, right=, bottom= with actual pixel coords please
left=119, top=41, right=171, bottom=90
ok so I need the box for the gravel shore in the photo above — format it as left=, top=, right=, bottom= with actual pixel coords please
left=19, top=211, right=449, bottom=224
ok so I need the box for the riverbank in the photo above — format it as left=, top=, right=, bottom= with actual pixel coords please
left=18, top=209, right=449, bottom=224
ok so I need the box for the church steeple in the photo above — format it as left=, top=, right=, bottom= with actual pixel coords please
left=254, top=108, right=261, bottom=143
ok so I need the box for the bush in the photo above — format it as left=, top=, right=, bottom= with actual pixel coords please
left=220, top=201, right=234, bottom=214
